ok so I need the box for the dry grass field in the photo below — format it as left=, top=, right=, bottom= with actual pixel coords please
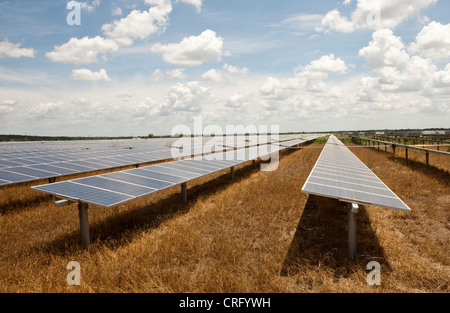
left=0, top=141, right=449, bottom=293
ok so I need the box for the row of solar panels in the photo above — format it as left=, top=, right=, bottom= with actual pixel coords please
left=0, top=135, right=314, bottom=187
left=301, top=135, right=411, bottom=212
left=0, top=134, right=302, bottom=159
left=32, top=137, right=319, bottom=207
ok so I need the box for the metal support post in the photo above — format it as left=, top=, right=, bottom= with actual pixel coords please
left=181, top=183, right=187, bottom=204
left=231, top=166, right=235, bottom=180
left=78, top=202, right=90, bottom=248
left=348, top=203, right=359, bottom=261
left=426, top=151, right=429, bottom=168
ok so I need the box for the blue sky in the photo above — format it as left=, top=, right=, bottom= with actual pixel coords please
left=0, top=0, right=449, bottom=136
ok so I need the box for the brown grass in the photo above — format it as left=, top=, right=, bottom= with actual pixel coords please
left=0, top=144, right=449, bottom=293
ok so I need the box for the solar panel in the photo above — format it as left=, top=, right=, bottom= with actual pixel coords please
left=28, top=164, right=79, bottom=176
left=102, top=171, right=176, bottom=189
left=147, top=165, right=201, bottom=180
left=0, top=170, right=36, bottom=183
left=34, top=181, right=134, bottom=207
left=74, top=176, right=157, bottom=197
left=157, top=162, right=214, bottom=175
left=302, top=135, right=411, bottom=212
left=131, top=168, right=189, bottom=184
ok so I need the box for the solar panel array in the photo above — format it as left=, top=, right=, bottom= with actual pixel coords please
left=0, top=135, right=308, bottom=187
left=302, top=135, right=411, bottom=212
left=32, top=136, right=320, bottom=208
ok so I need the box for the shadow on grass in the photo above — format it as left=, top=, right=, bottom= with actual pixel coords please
left=280, top=195, right=390, bottom=278
left=35, top=161, right=260, bottom=256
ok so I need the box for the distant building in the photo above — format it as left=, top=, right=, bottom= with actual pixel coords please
left=375, top=132, right=385, bottom=135
left=422, top=130, right=446, bottom=135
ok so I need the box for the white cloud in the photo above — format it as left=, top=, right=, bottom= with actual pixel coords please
left=70, top=68, right=111, bottom=82
left=202, top=63, right=249, bottom=83
left=409, top=21, right=450, bottom=60
left=356, top=29, right=450, bottom=114
left=47, top=0, right=171, bottom=64
left=318, top=9, right=355, bottom=33
left=161, top=81, right=209, bottom=114
left=223, top=64, right=249, bottom=75
left=359, top=29, right=410, bottom=69
left=80, top=0, right=101, bottom=12
left=0, top=39, right=35, bottom=58
left=177, top=0, right=202, bottom=13
left=0, top=99, right=18, bottom=106
left=318, top=0, right=437, bottom=33
left=112, top=7, right=123, bottom=16
left=151, top=29, right=224, bottom=66
left=30, top=101, right=64, bottom=118
left=46, top=36, right=119, bottom=65
left=166, top=68, right=187, bottom=79
left=304, top=54, right=348, bottom=74
left=270, top=14, right=323, bottom=35
left=258, top=54, right=350, bottom=113
left=225, top=94, right=245, bottom=108
left=102, top=1, right=172, bottom=46
left=149, top=68, right=187, bottom=81
left=0, top=98, right=18, bottom=114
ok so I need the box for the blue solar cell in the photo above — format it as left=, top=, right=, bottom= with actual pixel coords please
left=148, top=165, right=199, bottom=179
left=158, top=163, right=213, bottom=175
left=6, top=158, right=40, bottom=165
left=102, top=171, right=175, bottom=190
left=33, top=181, right=133, bottom=207
left=0, top=160, right=25, bottom=167
left=29, top=164, right=77, bottom=176
left=181, top=160, right=231, bottom=171
left=50, top=162, right=89, bottom=172
left=133, top=168, right=188, bottom=184
left=69, top=160, right=104, bottom=170
left=0, top=170, right=37, bottom=183
left=75, top=176, right=156, bottom=197
left=0, top=179, right=10, bottom=186
left=4, top=167, right=58, bottom=178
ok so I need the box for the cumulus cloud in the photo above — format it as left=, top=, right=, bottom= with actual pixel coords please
left=177, top=0, right=202, bottom=13
left=79, top=0, right=101, bottom=12
left=359, top=29, right=410, bottom=68
left=151, top=29, right=224, bottom=66
left=304, top=54, right=348, bottom=74
left=318, top=0, right=437, bottom=33
left=149, top=68, right=187, bottom=81
left=102, top=0, right=172, bottom=46
left=46, top=36, right=119, bottom=65
left=112, top=7, right=123, bottom=16
left=70, top=68, right=111, bottom=82
left=409, top=21, right=450, bottom=60
left=318, top=9, right=355, bottom=33
left=47, top=0, right=172, bottom=64
left=0, top=39, right=36, bottom=58
left=357, top=29, right=450, bottom=113
left=259, top=54, right=350, bottom=112
left=0, top=99, right=18, bottom=106
left=30, top=101, right=64, bottom=118
left=166, top=68, right=187, bottom=79
left=160, top=81, right=209, bottom=114
left=202, top=63, right=248, bottom=82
